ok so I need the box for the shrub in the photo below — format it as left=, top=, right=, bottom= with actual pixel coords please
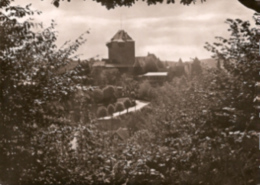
left=115, top=102, right=125, bottom=112
left=124, top=99, right=132, bottom=112
left=102, top=86, right=116, bottom=104
left=92, top=89, right=103, bottom=103
left=107, top=104, right=115, bottom=116
left=131, top=100, right=136, bottom=107
left=130, top=91, right=136, bottom=99
left=97, top=106, right=108, bottom=118
left=138, top=80, right=157, bottom=100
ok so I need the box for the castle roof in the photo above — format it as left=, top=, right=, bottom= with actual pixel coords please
left=110, top=30, right=134, bottom=42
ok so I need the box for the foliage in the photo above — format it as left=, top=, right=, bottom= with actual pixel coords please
left=238, top=0, right=260, bottom=12
left=102, top=69, right=121, bottom=85
left=191, top=57, right=202, bottom=76
left=105, top=69, right=121, bottom=85
left=35, top=0, right=260, bottom=13
left=120, top=74, right=138, bottom=97
left=126, top=111, right=148, bottom=135
left=19, top=124, right=106, bottom=185
left=107, top=104, right=115, bottom=115
left=132, top=60, right=143, bottom=75
left=205, top=17, right=258, bottom=83
left=205, top=17, right=258, bottom=123
left=144, top=54, right=159, bottom=73
left=90, top=67, right=105, bottom=86
left=115, top=102, right=125, bottom=112
left=167, top=60, right=186, bottom=80
left=123, top=98, right=131, bottom=112
left=51, top=0, right=207, bottom=9
left=1, top=1, right=259, bottom=185
left=142, top=68, right=259, bottom=184
left=130, top=99, right=136, bottom=106
left=137, top=80, right=157, bottom=100
left=102, top=86, right=116, bottom=105
left=92, top=89, right=103, bottom=103
left=0, top=2, right=90, bottom=184
left=97, top=106, right=108, bottom=118
left=90, top=68, right=121, bottom=86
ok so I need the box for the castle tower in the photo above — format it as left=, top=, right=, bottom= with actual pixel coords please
left=106, top=30, right=135, bottom=66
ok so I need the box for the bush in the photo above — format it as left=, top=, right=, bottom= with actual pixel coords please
left=102, top=86, right=116, bottom=104
left=107, top=104, right=115, bottom=116
left=124, top=99, right=132, bottom=112
left=131, top=100, right=136, bottom=107
left=92, top=89, right=103, bottom=103
left=138, top=80, right=157, bottom=100
left=130, top=91, right=136, bottom=99
left=97, top=106, right=108, bottom=118
left=115, top=102, right=125, bottom=112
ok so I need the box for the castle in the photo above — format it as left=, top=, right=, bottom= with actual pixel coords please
left=92, top=30, right=168, bottom=80
left=106, top=30, right=135, bottom=67
left=92, top=30, right=137, bottom=72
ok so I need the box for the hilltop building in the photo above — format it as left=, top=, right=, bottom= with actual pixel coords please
left=93, top=30, right=167, bottom=76
left=106, top=30, right=135, bottom=66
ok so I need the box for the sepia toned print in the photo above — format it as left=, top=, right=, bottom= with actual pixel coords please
left=0, top=0, right=260, bottom=184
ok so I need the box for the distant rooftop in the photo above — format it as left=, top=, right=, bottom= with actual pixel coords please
left=110, top=30, right=134, bottom=42
left=142, top=72, right=168, bottom=77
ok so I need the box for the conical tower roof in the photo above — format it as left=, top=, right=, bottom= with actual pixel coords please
left=110, top=30, right=134, bottom=42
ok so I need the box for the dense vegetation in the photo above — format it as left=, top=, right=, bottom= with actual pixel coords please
left=0, top=2, right=259, bottom=185
left=49, top=0, right=260, bottom=13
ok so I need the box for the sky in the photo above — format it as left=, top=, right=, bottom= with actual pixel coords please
left=14, top=0, right=256, bottom=61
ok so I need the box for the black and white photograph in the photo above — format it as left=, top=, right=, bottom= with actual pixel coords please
left=0, top=0, right=260, bottom=184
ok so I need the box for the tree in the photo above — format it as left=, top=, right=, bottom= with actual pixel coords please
left=238, top=0, right=260, bottom=12
left=92, top=89, right=103, bottom=103
left=107, top=104, right=115, bottom=116
left=126, top=111, right=147, bottom=135
left=115, top=102, right=125, bottom=112
left=102, top=69, right=121, bottom=85
left=138, top=80, right=156, bottom=100
left=191, top=57, right=202, bottom=76
left=205, top=18, right=258, bottom=82
left=102, top=85, right=116, bottom=104
left=130, top=91, right=136, bottom=99
left=49, top=0, right=260, bottom=12
left=97, top=106, right=108, bottom=118
left=91, top=68, right=121, bottom=86
left=144, top=53, right=159, bottom=73
left=1, top=1, right=259, bottom=185
left=91, top=67, right=107, bottom=85
left=178, top=58, right=183, bottom=65
left=133, top=60, right=143, bottom=75
left=51, top=0, right=204, bottom=9
left=204, top=17, right=258, bottom=121
left=0, top=2, right=89, bottom=184
left=120, top=74, right=138, bottom=96
left=124, top=98, right=132, bottom=113
left=144, top=60, right=159, bottom=73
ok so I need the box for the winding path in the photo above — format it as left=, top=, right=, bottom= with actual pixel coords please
left=98, top=100, right=150, bottom=120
